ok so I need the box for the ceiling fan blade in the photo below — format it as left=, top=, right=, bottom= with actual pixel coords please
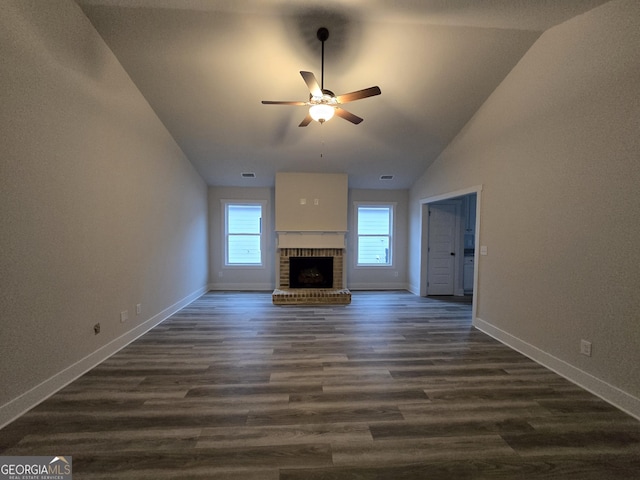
left=300, top=71, right=322, bottom=98
left=335, top=108, right=363, bottom=125
left=261, top=100, right=306, bottom=105
left=336, top=86, right=381, bottom=104
left=298, top=113, right=313, bottom=127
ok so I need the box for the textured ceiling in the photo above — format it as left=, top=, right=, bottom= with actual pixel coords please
left=76, top=0, right=609, bottom=188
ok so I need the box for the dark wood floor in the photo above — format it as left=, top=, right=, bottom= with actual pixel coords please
left=2, top=291, right=640, bottom=479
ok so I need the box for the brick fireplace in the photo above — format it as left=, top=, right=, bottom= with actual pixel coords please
left=272, top=246, right=351, bottom=305
left=278, top=248, right=343, bottom=289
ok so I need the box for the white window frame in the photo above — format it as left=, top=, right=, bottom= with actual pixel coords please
left=222, top=200, right=267, bottom=268
left=354, top=202, right=395, bottom=267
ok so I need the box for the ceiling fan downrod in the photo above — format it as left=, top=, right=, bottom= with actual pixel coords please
left=317, top=27, right=329, bottom=91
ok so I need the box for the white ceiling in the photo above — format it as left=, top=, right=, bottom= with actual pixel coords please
left=76, top=0, right=610, bottom=189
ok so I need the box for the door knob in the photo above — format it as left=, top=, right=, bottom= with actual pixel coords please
left=450, top=252, right=455, bottom=256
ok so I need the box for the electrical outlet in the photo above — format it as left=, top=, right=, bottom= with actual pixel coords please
left=94, top=323, right=100, bottom=335
left=580, top=339, right=592, bottom=357
left=136, top=304, right=142, bottom=315
left=120, top=310, right=128, bottom=323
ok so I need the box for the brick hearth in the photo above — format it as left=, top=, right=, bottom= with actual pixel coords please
left=272, top=288, right=351, bottom=305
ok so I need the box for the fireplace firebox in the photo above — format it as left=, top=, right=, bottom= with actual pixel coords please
left=289, top=256, right=333, bottom=288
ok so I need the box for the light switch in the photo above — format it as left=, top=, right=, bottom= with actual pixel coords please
left=314, top=198, right=319, bottom=205
left=480, top=245, right=488, bottom=256
left=300, top=198, right=306, bottom=205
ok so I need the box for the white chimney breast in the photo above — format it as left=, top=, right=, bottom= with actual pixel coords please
left=275, top=173, right=348, bottom=233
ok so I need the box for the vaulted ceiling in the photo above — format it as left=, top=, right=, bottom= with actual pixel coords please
left=76, top=0, right=610, bottom=189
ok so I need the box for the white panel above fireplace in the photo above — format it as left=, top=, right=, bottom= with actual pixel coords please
left=275, top=173, right=348, bottom=232
left=277, top=232, right=345, bottom=249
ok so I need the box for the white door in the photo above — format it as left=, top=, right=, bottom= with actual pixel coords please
left=427, top=203, right=457, bottom=295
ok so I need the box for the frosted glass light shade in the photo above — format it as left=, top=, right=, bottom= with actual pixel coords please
left=309, top=104, right=335, bottom=123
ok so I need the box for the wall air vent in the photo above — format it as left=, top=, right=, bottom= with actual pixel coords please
left=380, top=175, right=394, bottom=180
left=241, top=172, right=256, bottom=178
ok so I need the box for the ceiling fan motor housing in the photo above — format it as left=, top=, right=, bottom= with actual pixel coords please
left=317, top=27, right=329, bottom=42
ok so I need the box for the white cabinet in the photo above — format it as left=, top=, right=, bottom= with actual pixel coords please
left=463, top=256, right=474, bottom=293
left=463, top=194, right=477, bottom=250
left=464, top=194, right=476, bottom=234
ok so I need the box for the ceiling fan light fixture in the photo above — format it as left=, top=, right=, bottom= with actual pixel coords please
left=262, top=27, right=380, bottom=127
left=309, top=104, right=335, bottom=123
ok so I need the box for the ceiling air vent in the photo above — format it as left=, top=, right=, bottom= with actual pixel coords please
left=380, top=175, right=394, bottom=180
left=241, top=172, right=256, bottom=178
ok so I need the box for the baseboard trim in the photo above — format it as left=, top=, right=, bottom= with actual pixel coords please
left=208, top=283, right=273, bottom=291
left=348, top=283, right=409, bottom=291
left=474, top=317, right=640, bottom=421
left=0, top=285, right=208, bottom=430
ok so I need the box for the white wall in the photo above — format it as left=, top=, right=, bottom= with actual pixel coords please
left=408, top=0, right=640, bottom=417
left=348, top=189, right=409, bottom=290
left=0, top=0, right=209, bottom=427
left=208, top=186, right=275, bottom=290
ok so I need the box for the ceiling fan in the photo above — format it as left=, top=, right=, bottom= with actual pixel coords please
left=262, top=27, right=381, bottom=126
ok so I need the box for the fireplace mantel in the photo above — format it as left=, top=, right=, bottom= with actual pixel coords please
left=277, top=231, right=346, bottom=249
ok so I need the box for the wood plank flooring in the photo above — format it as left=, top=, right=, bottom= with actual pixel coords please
left=2, top=291, right=639, bottom=479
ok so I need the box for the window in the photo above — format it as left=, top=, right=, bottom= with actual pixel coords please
left=224, top=202, right=264, bottom=266
left=356, top=204, right=394, bottom=266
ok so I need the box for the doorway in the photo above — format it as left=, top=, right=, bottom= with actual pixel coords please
left=420, top=188, right=480, bottom=309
